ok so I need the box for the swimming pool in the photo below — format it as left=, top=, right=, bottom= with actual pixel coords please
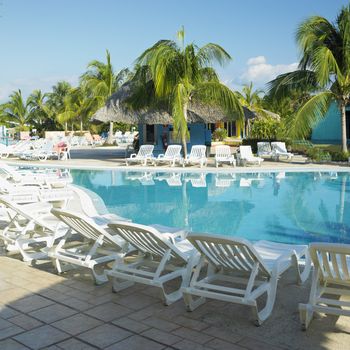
left=71, top=169, right=350, bottom=245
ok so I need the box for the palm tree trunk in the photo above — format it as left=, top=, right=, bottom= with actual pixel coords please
left=80, top=117, right=83, bottom=133
left=106, top=121, right=114, bottom=144
left=65, top=122, right=68, bottom=133
left=340, top=102, right=348, bottom=153
left=182, top=104, right=188, bottom=157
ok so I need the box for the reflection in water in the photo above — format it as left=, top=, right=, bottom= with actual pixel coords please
left=71, top=170, right=350, bottom=245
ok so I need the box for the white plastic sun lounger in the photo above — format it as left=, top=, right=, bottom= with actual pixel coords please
left=125, top=145, right=154, bottom=166
left=152, top=145, right=183, bottom=167
left=182, top=234, right=311, bottom=325
left=0, top=143, right=10, bottom=159
left=49, top=209, right=131, bottom=284
left=239, top=146, right=264, bottom=166
left=0, top=196, right=67, bottom=263
left=106, top=221, right=199, bottom=305
left=299, top=243, right=350, bottom=330
left=271, top=142, right=293, bottom=160
left=257, top=142, right=274, bottom=158
left=183, top=145, right=207, bottom=168
left=215, top=145, right=236, bottom=167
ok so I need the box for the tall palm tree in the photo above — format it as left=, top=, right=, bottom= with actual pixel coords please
left=268, top=4, right=350, bottom=152
left=2, top=90, right=31, bottom=130
left=81, top=50, right=131, bottom=143
left=129, top=27, right=243, bottom=156
left=27, top=90, right=49, bottom=133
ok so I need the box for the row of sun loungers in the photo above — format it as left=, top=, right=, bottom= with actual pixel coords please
left=0, top=164, right=346, bottom=329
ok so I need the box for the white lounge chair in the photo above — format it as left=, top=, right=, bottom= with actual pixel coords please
left=257, top=142, right=274, bottom=158
left=299, top=243, right=350, bottom=330
left=238, top=146, right=264, bottom=166
left=152, top=145, right=183, bottom=167
left=0, top=196, right=66, bottom=263
left=49, top=209, right=131, bottom=284
left=271, top=142, right=293, bottom=160
left=0, top=143, right=10, bottom=159
left=106, top=221, right=199, bottom=305
left=182, top=234, right=311, bottom=325
left=125, top=145, right=154, bottom=166
left=215, top=145, right=236, bottom=168
left=183, top=145, right=207, bottom=168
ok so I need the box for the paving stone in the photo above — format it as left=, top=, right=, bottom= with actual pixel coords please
left=58, top=297, right=92, bottom=311
left=128, top=302, right=164, bottom=321
left=8, top=314, right=43, bottom=330
left=0, top=317, right=14, bottom=330
left=0, top=338, right=30, bottom=350
left=29, top=303, right=77, bottom=323
left=203, top=326, right=242, bottom=344
left=173, top=339, right=212, bottom=350
left=0, top=325, right=24, bottom=340
left=172, top=327, right=213, bottom=344
left=56, top=338, right=97, bottom=349
left=52, top=313, right=102, bottom=335
left=10, top=295, right=54, bottom=313
left=14, top=325, right=69, bottom=350
left=77, top=324, right=131, bottom=348
left=0, top=305, right=20, bottom=319
left=0, top=288, right=32, bottom=304
left=84, top=302, right=131, bottom=321
left=114, top=293, right=159, bottom=310
left=143, top=316, right=180, bottom=332
left=112, top=317, right=150, bottom=333
left=105, top=334, right=165, bottom=350
left=37, top=289, right=70, bottom=303
left=206, top=338, right=246, bottom=350
left=172, top=316, right=208, bottom=331
left=238, top=337, right=285, bottom=350
left=142, top=328, right=182, bottom=346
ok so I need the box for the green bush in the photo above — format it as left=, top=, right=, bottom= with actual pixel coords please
left=250, top=117, right=280, bottom=140
left=212, top=128, right=228, bottom=141
left=306, top=147, right=331, bottom=162
left=329, top=151, right=350, bottom=162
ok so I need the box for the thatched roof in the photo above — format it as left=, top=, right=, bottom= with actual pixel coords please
left=92, top=82, right=276, bottom=125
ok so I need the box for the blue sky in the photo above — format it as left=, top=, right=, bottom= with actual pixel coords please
left=0, top=0, right=348, bottom=101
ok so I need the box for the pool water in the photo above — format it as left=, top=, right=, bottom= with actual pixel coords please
left=71, top=170, right=350, bottom=245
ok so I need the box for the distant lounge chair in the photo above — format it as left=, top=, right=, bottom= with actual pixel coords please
left=125, top=144, right=154, bottom=166
left=107, top=221, right=199, bottom=305
left=183, top=145, right=207, bottom=168
left=257, top=142, right=274, bottom=158
left=238, top=146, right=264, bottom=166
left=152, top=145, right=183, bottom=167
left=182, top=234, right=311, bottom=325
left=0, top=143, right=10, bottom=159
left=299, top=243, right=350, bottom=330
left=214, top=145, right=236, bottom=167
left=271, top=142, right=293, bottom=160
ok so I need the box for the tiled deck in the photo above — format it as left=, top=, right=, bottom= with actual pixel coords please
left=0, top=255, right=349, bottom=350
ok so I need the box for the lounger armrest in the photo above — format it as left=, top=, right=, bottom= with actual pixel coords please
left=157, top=154, right=165, bottom=159
left=129, top=153, right=137, bottom=158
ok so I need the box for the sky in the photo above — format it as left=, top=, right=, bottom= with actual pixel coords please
left=0, top=0, right=348, bottom=101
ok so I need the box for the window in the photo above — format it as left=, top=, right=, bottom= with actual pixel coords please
left=144, top=125, right=156, bottom=144
left=224, top=122, right=237, bottom=137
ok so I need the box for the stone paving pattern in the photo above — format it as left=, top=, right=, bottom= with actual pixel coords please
left=0, top=255, right=349, bottom=350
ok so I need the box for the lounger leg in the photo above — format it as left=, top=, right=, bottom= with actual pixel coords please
left=160, top=286, right=183, bottom=306
left=299, top=304, right=314, bottom=330
left=111, top=277, right=135, bottom=292
left=183, top=292, right=206, bottom=311
left=91, top=266, right=109, bottom=285
left=292, top=250, right=312, bottom=285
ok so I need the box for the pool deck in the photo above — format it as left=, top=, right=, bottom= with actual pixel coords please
left=3, top=146, right=350, bottom=173
left=0, top=253, right=349, bottom=350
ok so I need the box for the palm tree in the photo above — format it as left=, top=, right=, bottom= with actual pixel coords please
left=2, top=90, right=31, bottom=130
left=27, top=90, right=50, bottom=134
left=128, top=27, right=243, bottom=156
left=268, top=4, right=350, bottom=152
left=81, top=50, right=131, bottom=144
left=235, top=82, right=265, bottom=136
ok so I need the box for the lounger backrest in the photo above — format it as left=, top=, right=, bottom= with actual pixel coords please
left=257, top=142, right=271, bottom=154
left=108, top=221, right=188, bottom=262
left=271, top=142, right=287, bottom=153
left=137, top=145, right=154, bottom=158
left=309, top=243, right=350, bottom=284
left=187, top=233, right=271, bottom=277
left=51, top=208, right=125, bottom=248
left=164, top=145, right=182, bottom=158
left=239, top=146, right=254, bottom=159
left=215, top=145, right=231, bottom=158
left=189, top=145, right=206, bottom=159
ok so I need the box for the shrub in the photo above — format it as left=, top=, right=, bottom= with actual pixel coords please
left=250, top=117, right=280, bottom=140
left=306, top=147, right=331, bottom=162
left=212, top=128, right=228, bottom=141
left=329, top=151, right=350, bottom=162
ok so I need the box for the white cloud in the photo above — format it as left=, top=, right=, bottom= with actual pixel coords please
left=238, top=56, right=298, bottom=86
left=0, top=75, right=79, bottom=102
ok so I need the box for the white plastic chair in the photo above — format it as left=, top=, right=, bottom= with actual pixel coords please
left=215, top=145, right=236, bottom=168
left=239, top=146, right=264, bottom=166
left=182, top=234, right=311, bottom=325
left=107, top=221, right=199, bottom=305
left=271, top=142, right=293, bottom=160
left=183, top=145, right=207, bottom=168
left=125, top=145, right=154, bottom=166
left=49, top=209, right=131, bottom=284
left=299, top=243, right=350, bottom=330
left=0, top=144, right=10, bottom=159
left=257, top=142, right=274, bottom=158
left=153, top=145, right=183, bottom=167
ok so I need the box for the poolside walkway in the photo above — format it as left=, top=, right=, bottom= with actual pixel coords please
left=0, top=253, right=349, bottom=350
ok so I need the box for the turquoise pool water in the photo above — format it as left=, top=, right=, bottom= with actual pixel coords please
left=71, top=170, right=350, bottom=245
